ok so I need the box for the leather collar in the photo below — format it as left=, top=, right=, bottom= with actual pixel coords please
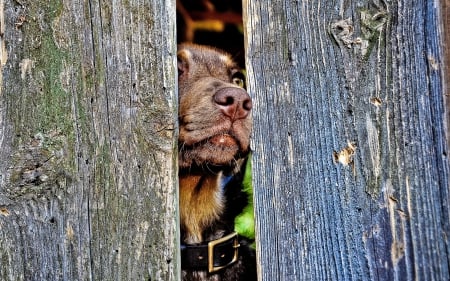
left=181, top=232, right=240, bottom=273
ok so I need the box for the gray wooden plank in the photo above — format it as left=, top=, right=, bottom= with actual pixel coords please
left=0, top=0, right=178, bottom=280
left=244, top=0, right=449, bottom=280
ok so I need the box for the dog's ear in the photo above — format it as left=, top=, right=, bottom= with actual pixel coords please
left=177, top=49, right=191, bottom=76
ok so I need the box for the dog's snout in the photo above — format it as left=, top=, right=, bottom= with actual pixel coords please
left=214, top=88, right=252, bottom=120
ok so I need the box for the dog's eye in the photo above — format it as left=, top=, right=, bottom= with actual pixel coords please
left=232, top=77, right=245, bottom=88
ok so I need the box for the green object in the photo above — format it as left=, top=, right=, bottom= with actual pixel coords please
left=234, top=155, right=255, bottom=248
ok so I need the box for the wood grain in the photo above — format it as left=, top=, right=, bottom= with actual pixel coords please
left=0, top=0, right=178, bottom=280
left=243, top=0, right=449, bottom=280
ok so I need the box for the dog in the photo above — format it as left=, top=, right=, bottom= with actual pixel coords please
left=178, top=43, right=256, bottom=281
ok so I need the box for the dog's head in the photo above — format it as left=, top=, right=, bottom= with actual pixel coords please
left=178, top=44, right=252, bottom=169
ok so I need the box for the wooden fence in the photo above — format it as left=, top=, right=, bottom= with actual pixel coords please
left=0, top=0, right=449, bottom=280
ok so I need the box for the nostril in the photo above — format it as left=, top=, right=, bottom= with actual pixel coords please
left=225, top=96, right=234, bottom=106
left=214, top=91, right=235, bottom=106
left=243, top=99, right=252, bottom=111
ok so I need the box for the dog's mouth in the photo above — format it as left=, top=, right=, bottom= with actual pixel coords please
left=208, top=133, right=238, bottom=147
left=179, top=131, right=248, bottom=168
left=193, top=132, right=241, bottom=153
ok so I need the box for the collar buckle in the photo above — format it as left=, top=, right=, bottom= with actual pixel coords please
left=208, top=231, right=240, bottom=273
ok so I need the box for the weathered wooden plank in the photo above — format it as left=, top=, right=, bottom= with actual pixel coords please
left=443, top=0, right=450, bottom=153
left=0, top=0, right=178, bottom=280
left=244, top=0, right=449, bottom=280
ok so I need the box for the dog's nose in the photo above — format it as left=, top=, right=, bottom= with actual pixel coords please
left=213, top=87, right=252, bottom=120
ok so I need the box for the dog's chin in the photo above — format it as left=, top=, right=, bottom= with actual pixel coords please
left=179, top=134, right=248, bottom=169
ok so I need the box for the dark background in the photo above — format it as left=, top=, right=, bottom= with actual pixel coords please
left=177, top=0, right=245, bottom=68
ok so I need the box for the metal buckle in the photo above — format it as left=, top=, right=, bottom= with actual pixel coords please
left=207, top=231, right=240, bottom=273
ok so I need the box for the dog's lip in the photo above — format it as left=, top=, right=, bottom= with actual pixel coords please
left=209, top=133, right=238, bottom=147
left=180, top=123, right=244, bottom=147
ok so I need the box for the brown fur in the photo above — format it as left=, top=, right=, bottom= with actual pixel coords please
left=178, top=43, right=255, bottom=281
left=179, top=174, right=224, bottom=243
